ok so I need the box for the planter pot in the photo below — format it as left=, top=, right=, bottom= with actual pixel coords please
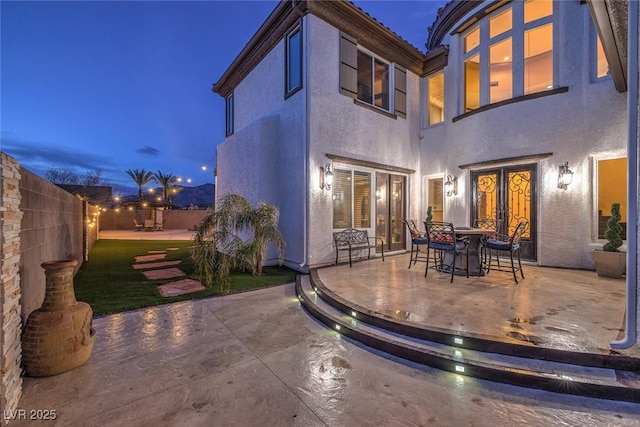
left=22, top=260, right=96, bottom=377
left=591, top=250, right=626, bottom=279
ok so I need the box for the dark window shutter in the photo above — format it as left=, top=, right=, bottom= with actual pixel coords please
left=394, top=64, right=407, bottom=118
left=339, top=32, right=357, bottom=98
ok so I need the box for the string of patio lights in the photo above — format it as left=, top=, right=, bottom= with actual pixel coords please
left=108, top=155, right=216, bottom=212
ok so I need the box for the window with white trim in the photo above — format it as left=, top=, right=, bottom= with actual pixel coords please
left=426, top=72, right=445, bottom=125
left=332, top=169, right=372, bottom=229
left=357, top=49, right=390, bottom=111
left=285, top=25, right=302, bottom=96
left=225, top=93, right=234, bottom=137
left=596, top=157, right=627, bottom=240
left=339, top=32, right=407, bottom=118
left=462, top=0, right=554, bottom=112
left=593, top=23, right=610, bottom=80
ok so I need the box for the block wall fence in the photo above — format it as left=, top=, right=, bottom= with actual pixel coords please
left=0, top=153, right=98, bottom=424
left=99, top=209, right=210, bottom=231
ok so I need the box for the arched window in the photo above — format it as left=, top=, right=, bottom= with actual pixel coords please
left=462, top=0, right=554, bottom=112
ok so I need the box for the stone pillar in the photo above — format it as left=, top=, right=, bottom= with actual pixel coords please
left=0, top=153, right=24, bottom=424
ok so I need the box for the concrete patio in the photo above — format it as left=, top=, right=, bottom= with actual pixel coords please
left=11, top=259, right=640, bottom=425
left=315, top=254, right=640, bottom=359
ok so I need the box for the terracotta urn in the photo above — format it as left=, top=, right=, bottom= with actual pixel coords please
left=22, top=260, right=96, bottom=377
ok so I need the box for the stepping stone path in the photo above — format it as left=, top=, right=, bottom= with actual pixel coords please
left=132, top=260, right=182, bottom=270
left=135, top=254, right=167, bottom=263
left=133, top=248, right=206, bottom=297
left=157, top=279, right=206, bottom=297
left=142, top=267, right=186, bottom=280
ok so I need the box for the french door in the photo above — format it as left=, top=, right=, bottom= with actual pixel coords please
left=375, top=173, right=406, bottom=251
left=471, top=165, right=537, bottom=261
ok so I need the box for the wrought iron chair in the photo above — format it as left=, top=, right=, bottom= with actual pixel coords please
left=403, top=219, right=429, bottom=268
left=424, top=221, right=469, bottom=283
left=473, top=218, right=502, bottom=271
left=482, top=220, right=529, bottom=283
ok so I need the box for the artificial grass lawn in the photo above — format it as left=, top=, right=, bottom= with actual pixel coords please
left=75, top=239, right=298, bottom=316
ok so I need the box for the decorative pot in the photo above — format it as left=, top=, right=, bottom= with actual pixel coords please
left=591, top=250, right=626, bottom=279
left=22, top=260, right=96, bottom=377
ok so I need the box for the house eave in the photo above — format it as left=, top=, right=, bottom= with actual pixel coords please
left=213, top=0, right=426, bottom=98
left=213, top=1, right=305, bottom=97
left=587, top=0, right=628, bottom=93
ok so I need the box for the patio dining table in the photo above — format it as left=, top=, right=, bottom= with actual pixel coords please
left=448, top=227, right=491, bottom=276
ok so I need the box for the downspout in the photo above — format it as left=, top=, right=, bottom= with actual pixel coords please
left=294, top=0, right=310, bottom=269
left=611, top=0, right=638, bottom=349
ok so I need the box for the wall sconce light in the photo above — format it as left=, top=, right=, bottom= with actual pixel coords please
left=320, top=163, right=333, bottom=190
left=557, top=162, right=573, bottom=190
left=444, top=174, right=458, bottom=197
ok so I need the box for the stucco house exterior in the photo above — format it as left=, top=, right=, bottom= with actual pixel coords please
left=213, top=0, right=633, bottom=272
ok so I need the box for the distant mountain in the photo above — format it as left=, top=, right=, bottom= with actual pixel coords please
left=173, top=184, right=215, bottom=208
left=120, top=183, right=215, bottom=208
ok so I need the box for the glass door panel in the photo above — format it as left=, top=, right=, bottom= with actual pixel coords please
left=375, top=173, right=406, bottom=251
left=375, top=173, right=388, bottom=245
left=390, top=175, right=405, bottom=249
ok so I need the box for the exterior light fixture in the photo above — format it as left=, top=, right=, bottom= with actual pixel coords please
left=201, top=165, right=207, bottom=171
left=320, top=163, right=334, bottom=190
left=444, top=175, right=458, bottom=197
left=557, top=162, right=573, bottom=190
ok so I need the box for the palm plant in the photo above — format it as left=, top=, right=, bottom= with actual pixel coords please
left=191, top=193, right=285, bottom=293
left=153, top=170, right=178, bottom=202
left=125, top=169, right=154, bottom=198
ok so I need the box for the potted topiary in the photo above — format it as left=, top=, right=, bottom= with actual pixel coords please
left=425, top=206, right=433, bottom=224
left=591, top=202, right=626, bottom=278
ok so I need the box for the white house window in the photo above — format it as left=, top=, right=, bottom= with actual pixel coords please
left=596, top=35, right=609, bottom=78
left=357, top=50, right=390, bottom=111
left=462, top=0, right=554, bottom=112
left=339, top=33, right=406, bottom=118
left=285, top=25, right=302, bottom=96
left=597, top=157, right=627, bottom=239
left=427, top=72, right=445, bottom=125
left=464, top=53, right=480, bottom=112
left=225, top=93, right=234, bottom=137
left=490, top=37, right=512, bottom=103
left=524, top=23, right=553, bottom=94
left=333, top=169, right=371, bottom=229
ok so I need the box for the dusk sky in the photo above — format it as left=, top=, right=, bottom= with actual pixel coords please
left=1, top=0, right=446, bottom=191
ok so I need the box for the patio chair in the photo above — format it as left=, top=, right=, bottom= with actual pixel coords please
left=403, top=219, right=429, bottom=268
left=482, top=220, right=529, bottom=284
left=424, top=221, right=469, bottom=283
left=133, top=219, right=144, bottom=231
left=473, top=218, right=502, bottom=271
left=144, top=219, right=155, bottom=231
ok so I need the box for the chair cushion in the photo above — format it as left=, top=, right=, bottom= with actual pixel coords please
left=429, top=242, right=453, bottom=251
left=412, top=237, right=429, bottom=244
left=429, top=233, right=453, bottom=244
left=485, top=240, right=511, bottom=251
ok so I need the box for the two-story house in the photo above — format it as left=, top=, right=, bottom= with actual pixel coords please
left=213, top=0, right=630, bottom=275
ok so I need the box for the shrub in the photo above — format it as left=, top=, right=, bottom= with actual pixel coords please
left=603, top=203, right=623, bottom=252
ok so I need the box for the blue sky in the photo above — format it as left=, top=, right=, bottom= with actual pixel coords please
left=1, top=0, right=446, bottom=191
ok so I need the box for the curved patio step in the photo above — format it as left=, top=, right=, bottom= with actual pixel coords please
left=308, top=270, right=640, bottom=372
left=296, top=274, right=640, bottom=403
